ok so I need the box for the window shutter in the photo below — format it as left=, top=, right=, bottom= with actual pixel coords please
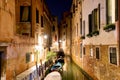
left=80, top=18, right=82, bottom=35
left=94, top=9, right=98, bottom=31
left=92, top=11, right=95, bottom=32
left=115, top=0, right=118, bottom=21
left=36, top=9, right=39, bottom=23
left=41, top=16, right=43, bottom=27
left=88, top=14, right=92, bottom=33
left=98, top=4, right=101, bottom=29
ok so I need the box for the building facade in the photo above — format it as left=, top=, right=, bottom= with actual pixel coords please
left=51, top=16, right=59, bottom=52
left=0, top=0, right=15, bottom=79
left=0, top=0, right=53, bottom=80
left=70, top=0, right=120, bottom=80
left=116, top=0, right=120, bottom=79
left=70, top=0, right=83, bottom=67
left=59, top=11, right=72, bottom=55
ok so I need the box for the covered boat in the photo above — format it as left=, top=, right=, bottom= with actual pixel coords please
left=44, top=71, right=62, bottom=80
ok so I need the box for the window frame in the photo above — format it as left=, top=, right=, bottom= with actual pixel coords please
left=90, top=48, right=93, bottom=57
left=82, top=20, right=85, bottom=36
left=108, top=46, right=118, bottom=65
left=95, top=47, right=100, bottom=60
left=106, top=0, right=116, bottom=24
left=36, top=9, right=39, bottom=23
left=20, top=6, right=31, bottom=22
left=41, top=16, right=43, bottom=27
left=83, top=46, right=86, bottom=55
left=88, top=14, right=92, bottom=33
left=80, top=18, right=82, bottom=35
left=80, top=43, right=83, bottom=58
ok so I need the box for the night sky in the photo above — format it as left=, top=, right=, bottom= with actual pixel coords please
left=45, top=0, right=72, bottom=22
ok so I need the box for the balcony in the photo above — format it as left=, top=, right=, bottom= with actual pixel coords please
left=16, top=22, right=31, bottom=36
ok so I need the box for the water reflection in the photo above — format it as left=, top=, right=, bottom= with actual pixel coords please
left=62, top=56, right=92, bottom=80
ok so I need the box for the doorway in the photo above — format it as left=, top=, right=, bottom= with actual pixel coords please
left=0, top=51, right=3, bottom=80
left=0, top=51, right=6, bottom=80
left=0, top=46, right=7, bottom=80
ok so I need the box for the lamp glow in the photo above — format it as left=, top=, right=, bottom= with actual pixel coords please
left=44, top=35, right=47, bottom=39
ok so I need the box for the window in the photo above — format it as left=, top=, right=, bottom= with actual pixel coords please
left=94, top=9, right=98, bottom=31
left=80, top=18, right=82, bottom=35
left=41, top=16, right=43, bottom=27
left=81, top=21, right=85, bottom=36
left=106, top=0, right=116, bottom=24
left=88, top=4, right=100, bottom=35
left=80, top=43, right=82, bottom=58
left=92, top=8, right=99, bottom=32
left=98, top=4, right=101, bottom=29
left=88, top=14, right=92, bottom=33
left=90, top=48, right=93, bottom=57
left=26, top=53, right=31, bottom=63
left=83, top=47, right=85, bottom=55
left=109, top=47, right=117, bottom=65
left=52, top=26, right=55, bottom=32
left=96, top=47, right=100, bottom=59
left=115, top=0, right=118, bottom=21
left=83, top=21, right=85, bottom=36
left=36, top=9, right=39, bottom=23
left=20, top=6, right=31, bottom=22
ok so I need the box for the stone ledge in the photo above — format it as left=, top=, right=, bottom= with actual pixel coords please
left=16, top=65, right=38, bottom=80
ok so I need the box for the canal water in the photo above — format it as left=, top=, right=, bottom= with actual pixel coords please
left=62, top=56, right=93, bottom=80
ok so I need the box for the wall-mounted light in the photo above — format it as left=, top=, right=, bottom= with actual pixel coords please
left=59, top=40, right=62, bottom=43
left=31, top=54, right=34, bottom=62
left=44, top=35, right=47, bottom=39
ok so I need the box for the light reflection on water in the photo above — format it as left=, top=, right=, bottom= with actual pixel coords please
left=62, top=56, right=92, bottom=80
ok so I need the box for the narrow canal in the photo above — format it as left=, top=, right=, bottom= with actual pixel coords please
left=62, top=56, right=93, bottom=80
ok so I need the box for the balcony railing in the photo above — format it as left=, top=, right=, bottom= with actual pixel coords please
left=16, top=22, right=31, bottom=36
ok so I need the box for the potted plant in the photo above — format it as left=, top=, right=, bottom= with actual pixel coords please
left=92, top=30, right=99, bottom=36
left=103, top=23, right=115, bottom=32
left=80, top=36, right=85, bottom=39
left=86, top=33, right=92, bottom=38
left=46, top=51, right=57, bottom=61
